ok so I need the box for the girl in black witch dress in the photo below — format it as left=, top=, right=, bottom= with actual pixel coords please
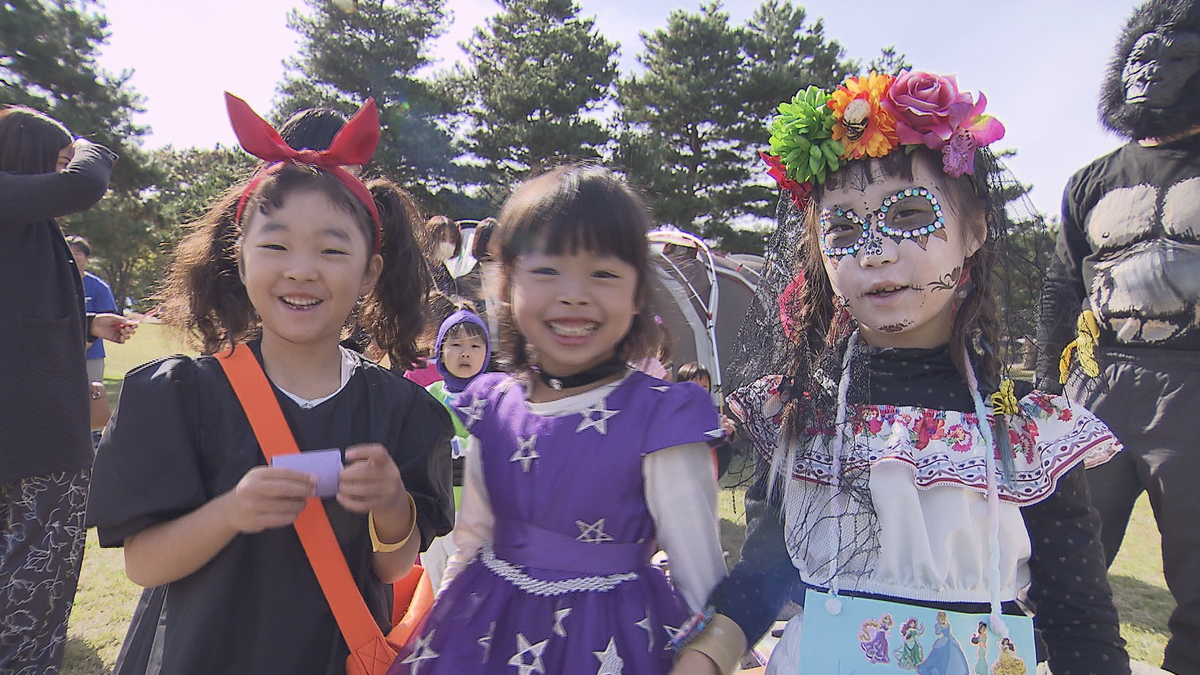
left=86, top=95, right=453, bottom=675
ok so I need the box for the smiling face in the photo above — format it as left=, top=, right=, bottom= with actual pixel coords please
left=510, top=247, right=639, bottom=377
left=817, top=155, right=984, bottom=349
left=239, top=188, right=382, bottom=354
left=442, top=327, right=487, bottom=379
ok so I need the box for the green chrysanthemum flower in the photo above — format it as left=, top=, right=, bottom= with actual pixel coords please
left=768, top=86, right=845, bottom=186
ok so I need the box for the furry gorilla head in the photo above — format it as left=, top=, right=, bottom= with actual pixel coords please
left=1100, top=0, right=1200, bottom=139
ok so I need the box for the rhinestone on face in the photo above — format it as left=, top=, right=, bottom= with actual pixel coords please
left=878, top=186, right=947, bottom=241
left=822, top=185, right=949, bottom=258
left=821, top=206, right=869, bottom=258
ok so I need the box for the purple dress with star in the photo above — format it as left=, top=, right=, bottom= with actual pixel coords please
left=389, top=370, right=723, bottom=675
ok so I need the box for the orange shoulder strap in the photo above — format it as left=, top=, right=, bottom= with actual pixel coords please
left=216, top=344, right=385, bottom=654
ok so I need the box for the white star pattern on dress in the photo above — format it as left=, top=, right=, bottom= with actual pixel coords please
left=576, top=401, right=620, bottom=435
left=510, top=434, right=540, bottom=472
left=575, top=518, right=615, bottom=543
left=635, top=611, right=654, bottom=651
left=478, top=621, right=495, bottom=663
left=465, top=591, right=485, bottom=616
left=649, top=385, right=671, bottom=392
left=400, top=630, right=439, bottom=674
left=704, top=428, right=725, bottom=439
left=507, top=633, right=549, bottom=675
left=593, top=637, right=625, bottom=675
left=455, top=396, right=488, bottom=426
left=662, top=623, right=683, bottom=650
left=553, top=607, right=572, bottom=637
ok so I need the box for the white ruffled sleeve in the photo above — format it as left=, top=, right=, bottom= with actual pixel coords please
left=440, top=435, right=493, bottom=592
left=644, top=441, right=727, bottom=612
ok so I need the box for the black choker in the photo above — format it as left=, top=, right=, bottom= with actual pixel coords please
left=534, top=358, right=627, bottom=391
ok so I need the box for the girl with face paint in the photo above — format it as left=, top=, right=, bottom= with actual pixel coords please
left=671, top=71, right=1130, bottom=675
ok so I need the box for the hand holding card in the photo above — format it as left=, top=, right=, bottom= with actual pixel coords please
left=271, top=449, right=342, bottom=499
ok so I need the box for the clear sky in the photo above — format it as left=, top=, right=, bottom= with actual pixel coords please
left=95, top=0, right=1141, bottom=218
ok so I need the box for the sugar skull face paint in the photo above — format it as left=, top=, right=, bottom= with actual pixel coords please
left=820, top=187, right=948, bottom=257
left=818, top=157, right=983, bottom=349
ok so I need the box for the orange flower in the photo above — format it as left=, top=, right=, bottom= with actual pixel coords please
left=828, top=73, right=899, bottom=159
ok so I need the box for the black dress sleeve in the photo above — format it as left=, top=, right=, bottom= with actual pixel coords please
left=1021, top=465, right=1130, bottom=675
left=1034, top=174, right=1093, bottom=393
left=85, top=356, right=208, bottom=547
left=0, top=141, right=117, bottom=227
left=392, top=383, right=455, bottom=551
left=708, top=463, right=801, bottom=646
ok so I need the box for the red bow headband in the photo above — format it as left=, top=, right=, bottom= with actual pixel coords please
left=225, top=92, right=383, bottom=253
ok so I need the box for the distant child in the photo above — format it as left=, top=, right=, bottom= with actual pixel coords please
left=676, top=361, right=736, bottom=478
left=86, top=94, right=454, bottom=674
left=420, top=306, right=491, bottom=589
left=427, top=306, right=491, bottom=445
left=675, top=361, right=710, bottom=390
left=671, top=70, right=1129, bottom=675
left=389, top=165, right=728, bottom=674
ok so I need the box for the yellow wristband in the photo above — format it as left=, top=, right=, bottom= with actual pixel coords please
left=369, top=493, right=417, bottom=553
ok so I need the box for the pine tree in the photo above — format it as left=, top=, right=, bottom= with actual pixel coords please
left=741, top=0, right=852, bottom=127
left=455, top=0, right=618, bottom=191
left=617, top=0, right=852, bottom=251
left=1, top=0, right=163, bottom=305
left=737, top=0, right=856, bottom=227
left=865, top=46, right=912, bottom=76
left=617, top=2, right=744, bottom=240
left=276, top=0, right=456, bottom=206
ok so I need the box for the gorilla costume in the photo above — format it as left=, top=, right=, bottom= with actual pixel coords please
left=1036, top=1, right=1200, bottom=671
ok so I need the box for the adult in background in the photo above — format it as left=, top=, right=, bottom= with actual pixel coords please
left=423, top=215, right=464, bottom=297
left=66, top=237, right=118, bottom=376
left=0, top=105, right=129, bottom=672
left=470, top=217, right=503, bottom=366
left=67, top=235, right=119, bottom=446
left=1035, top=1, right=1200, bottom=671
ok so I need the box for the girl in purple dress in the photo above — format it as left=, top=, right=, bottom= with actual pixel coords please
left=390, top=165, right=728, bottom=675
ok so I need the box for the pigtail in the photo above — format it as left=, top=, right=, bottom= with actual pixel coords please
left=948, top=154, right=1005, bottom=394
left=778, top=198, right=847, bottom=442
left=950, top=244, right=1003, bottom=393
left=360, top=179, right=430, bottom=370
left=157, top=188, right=257, bottom=354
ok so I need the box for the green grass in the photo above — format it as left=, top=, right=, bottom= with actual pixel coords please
left=65, top=533, right=142, bottom=674
left=62, top=333, right=1173, bottom=672
left=102, top=322, right=196, bottom=383
left=1109, top=495, right=1170, bottom=665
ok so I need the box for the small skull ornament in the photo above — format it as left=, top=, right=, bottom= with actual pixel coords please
left=842, top=98, right=871, bottom=141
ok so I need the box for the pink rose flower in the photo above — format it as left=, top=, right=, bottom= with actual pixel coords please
left=882, top=70, right=974, bottom=149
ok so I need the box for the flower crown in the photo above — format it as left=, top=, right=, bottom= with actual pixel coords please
left=763, top=70, right=1005, bottom=209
